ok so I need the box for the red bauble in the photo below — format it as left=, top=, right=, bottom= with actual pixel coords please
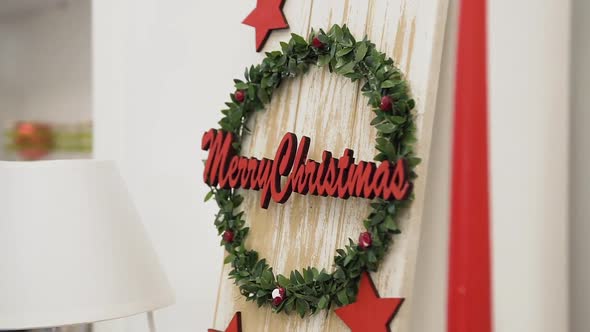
left=223, top=230, right=235, bottom=243
left=312, top=36, right=323, bottom=48
left=235, top=90, right=245, bottom=103
left=358, top=232, right=372, bottom=250
left=14, top=122, right=53, bottom=160
left=379, top=96, right=393, bottom=112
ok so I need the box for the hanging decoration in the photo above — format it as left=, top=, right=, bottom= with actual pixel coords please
left=208, top=312, right=242, bottom=332
left=202, top=24, right=418, bottom=322
left=242, top=0, right=289, bottom=52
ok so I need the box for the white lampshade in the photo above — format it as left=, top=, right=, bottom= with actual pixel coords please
left=0, top=160, right=174, bottom=329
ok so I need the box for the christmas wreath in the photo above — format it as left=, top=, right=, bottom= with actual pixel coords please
left=204, top=24, right=419, bottom=317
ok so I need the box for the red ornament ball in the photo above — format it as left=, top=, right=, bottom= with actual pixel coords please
left=379, top=95, right=393, bottom=112
left=14, top=122, right=53, bottom=160
left=235, top=90, right=245, bottom=103
left=223, top=230, right=235, bottom=243
left=358, top=232, right=373, bottom=250
left=312, top=36, right=323, bottom=48
left=271, top=287, right=286, bottom=306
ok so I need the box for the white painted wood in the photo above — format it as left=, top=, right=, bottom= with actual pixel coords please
left=213, top=1, right=448, bottom=331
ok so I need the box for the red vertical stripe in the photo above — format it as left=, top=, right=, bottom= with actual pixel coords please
left=447, top=0, right=492, bottom=331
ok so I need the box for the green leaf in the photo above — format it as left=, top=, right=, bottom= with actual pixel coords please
left=204, top=191, right=214, bottom=202
left=317, top=272, right=331, bottom=282
left=235, top=82, right=249, bottom=90
left=296, top=299, right=310, bottom=317
left=317, top=296, right=329, bottom=309
left=336, top=47, right=353, bottom=57
left=387, top=204, right=396, bottom=215
left=257, top=88, right=270, bottom=104
left=384, top=215, right=398, bottom=231
left=318, top=54, right=331, bottom=67
left=277, top=274, right=291, bottom=287
left=370, top=115, right=384, bottom=126
left=336, top=61, right=355, bottom=75
left=381, top=80, right=396, bottom=88
left=223, top=254, right=235, bottom=264
left=408, top=157, right=422, bottom=167
left=375, top=122, right=396, bottom=133
left=355, top=42, right=368, bottom=62
left=334, top=268, right=346, bottom=280
left=337, top=289, right=349, bottom=305
left=291, top=33, right=307, bottom=46
left=390, top=115, right=406, bottom=125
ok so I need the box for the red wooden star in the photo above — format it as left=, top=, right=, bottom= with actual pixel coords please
left=208, top=312, right=242, bottom=332
left=335, top=272, right=404, bottom=332
left=242, top=0, right=289, bottom=52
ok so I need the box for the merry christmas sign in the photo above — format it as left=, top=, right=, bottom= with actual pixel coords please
left=203, top=0, right=448, bottom=331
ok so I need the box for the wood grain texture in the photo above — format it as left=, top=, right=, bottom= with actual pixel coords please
left=213, top=0, right=448, bottom=330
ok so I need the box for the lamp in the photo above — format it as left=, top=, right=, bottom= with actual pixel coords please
left=0, top=160, right=174, bottom=331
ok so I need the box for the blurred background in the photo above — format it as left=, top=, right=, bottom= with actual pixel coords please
left=0, top=0, right=91, bottom=162
left=0, top=0, right=587, bottom=331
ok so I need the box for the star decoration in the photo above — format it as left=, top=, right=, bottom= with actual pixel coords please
left=208, top=312, right=242, bottom=332
left=335, top=272, right=404, bottom=332
left=242, top=0, right=289, bottom=52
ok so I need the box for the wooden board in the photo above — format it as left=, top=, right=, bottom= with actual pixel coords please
left=212, top=0, right=448, bottom=330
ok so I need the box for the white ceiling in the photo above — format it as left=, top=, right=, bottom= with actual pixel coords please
left=0, top=0, right=66, bottom=20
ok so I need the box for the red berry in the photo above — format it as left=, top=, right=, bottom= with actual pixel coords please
left=235, top=90, right=245, bottom=103
left=274, top=287, right=286, bottom=298
left=358, top=232, right=372, bottom=249
left=380, top=95, right=393, bottom=112
left=312, top=36, right=323, bottom=48
left=271, top=287, right=286, bottom=306
left=272, top=296, right=284, bottom=306
left=222, top=230, right=235, bottom=243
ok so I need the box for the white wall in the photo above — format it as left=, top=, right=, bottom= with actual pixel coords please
left=92, top=0, right=250, bottom=330
left=0, top=20, right=24, bottom=159
left=571, top=0, right=590, bottom=330
left=489, top=0, right=570, bottom=330
left=0, top=0, right=92, bottom=160
left=92, top=0, right=571, bottom=331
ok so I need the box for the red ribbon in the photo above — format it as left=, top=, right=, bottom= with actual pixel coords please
left=447, top=0, right=492, bottom=331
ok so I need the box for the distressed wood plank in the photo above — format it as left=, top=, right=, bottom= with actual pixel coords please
left=213, top=0, right=448, bottom=330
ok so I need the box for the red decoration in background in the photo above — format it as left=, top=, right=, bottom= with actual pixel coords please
left=447, top=0, right=492, bottom=331
left=242, top=0, right=289, bottom=52
left=14, top=122, right=53, bottom=160
left=208, top=312, right=242, bottom=332
left=335, top=272, right=404, bottom=332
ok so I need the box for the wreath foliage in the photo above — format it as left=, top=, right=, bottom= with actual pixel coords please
left=204, top=24, right=419, bottom=317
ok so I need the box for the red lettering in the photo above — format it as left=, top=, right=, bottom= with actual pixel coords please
left=201, top=130, right=413, bottom=209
